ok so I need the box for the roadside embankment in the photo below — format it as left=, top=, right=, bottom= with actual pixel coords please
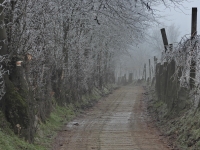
left=146, top=84, right=200, bottom=150
left=0, top=84, right=117, bottom=150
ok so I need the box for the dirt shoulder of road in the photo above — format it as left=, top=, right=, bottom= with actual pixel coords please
left=52, top=84, right=173, bottom=150
left=143, top=86, right=178, bottom=150
left=145, top=85, right=200, bottom=150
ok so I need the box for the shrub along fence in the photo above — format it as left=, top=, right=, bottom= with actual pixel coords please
left=150, top=7, right=200, bottom=112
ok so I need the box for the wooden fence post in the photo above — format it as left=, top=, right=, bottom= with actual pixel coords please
left=149, top=59, right=151, bottom=81
left=135, top=70, right=137, bottom=80
left=128, top=73, right=133, bottom=83
left=191, top=7, right=197, bottom=38
left=143, top=64, right=146, bottom=81
left=161, top=28, right=169, bottom=52
left=154, top=56, right=157, bottom=76
left=190, top=7, right=197, bottom=89
left=124, top=74, right=126, bottom=85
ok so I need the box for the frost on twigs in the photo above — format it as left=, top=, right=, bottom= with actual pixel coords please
left=161, top=34, right=200, bottom=106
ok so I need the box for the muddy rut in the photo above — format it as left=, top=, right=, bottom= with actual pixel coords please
left=52, top=85, right=171, bottom=150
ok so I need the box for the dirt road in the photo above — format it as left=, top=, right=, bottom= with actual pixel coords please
left=52, top=85, right=171, bottom=150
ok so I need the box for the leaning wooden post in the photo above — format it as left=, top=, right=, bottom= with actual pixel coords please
left=149, top=59, right=151, bottom=81
left=190, top=7, right=197, bottom=89
left=161, top=28, right=169, bottom=52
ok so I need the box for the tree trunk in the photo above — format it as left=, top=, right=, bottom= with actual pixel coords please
left=0, top=0, right=8, bottom=55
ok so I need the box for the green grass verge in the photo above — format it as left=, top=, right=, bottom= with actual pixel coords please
left=0, top=108, right=44, bottom=150
left=0, top=104, right=75, bottom=150
left=0, top=84, right=117, bottom=150
left=147, top=86, right=200, bottom=150
left=34, top=104, right=76, bottom=149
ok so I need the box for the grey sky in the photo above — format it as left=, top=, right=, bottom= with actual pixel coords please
left=157, top=0, right=200, bottom=39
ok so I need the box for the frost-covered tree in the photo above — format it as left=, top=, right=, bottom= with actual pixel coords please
left=0, top=0, right=188, bottom=141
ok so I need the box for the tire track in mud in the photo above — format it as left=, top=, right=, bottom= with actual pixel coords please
left=53, top=88, right=126, bottom=150
left=77, top=90, right=126, bottom=150
left=52, top=85, right=171, bottom=150
left=99, top=86, right=136, bottom=150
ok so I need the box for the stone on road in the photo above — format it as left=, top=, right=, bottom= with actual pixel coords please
left=52, top=85, right=170, bottom=150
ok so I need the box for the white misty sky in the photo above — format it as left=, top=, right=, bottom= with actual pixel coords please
left=156, top=0, right=200, bottom=40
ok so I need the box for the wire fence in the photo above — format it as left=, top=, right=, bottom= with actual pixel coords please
left=162, top=34, right=199, bottom=87
left=161, top=34, right=200, bottom=107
